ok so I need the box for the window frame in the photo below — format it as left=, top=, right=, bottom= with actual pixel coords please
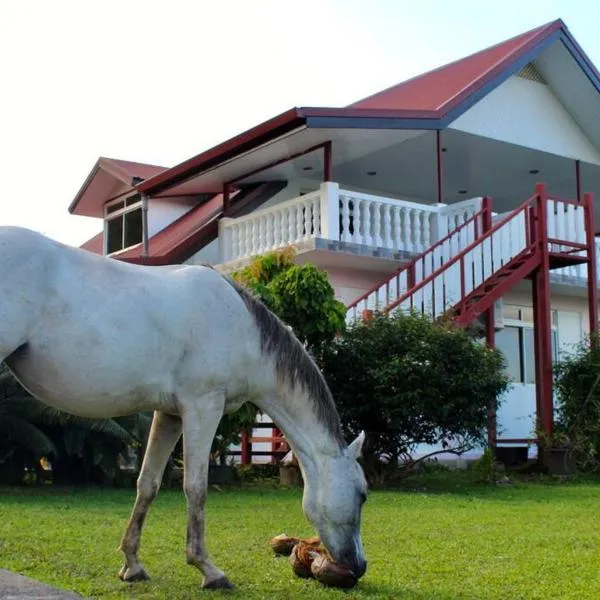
left=497, top=305, right=558, bottom=385
left=103, top=194, right=144, bottom=255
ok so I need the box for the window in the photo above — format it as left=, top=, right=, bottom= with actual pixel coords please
left=495, top=304, right=558, bottom=384
left=105, top=194, right=143, bottom=254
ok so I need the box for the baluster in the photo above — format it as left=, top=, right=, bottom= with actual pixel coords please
left=411, top=209, right=420, bottom=252
left=272, top=211, right=280, bottom=249
left=423, top=212, right=431, bottom=249
left=313, top=198, right=321, bottom=237
left=229, top=226, right=237, bottom=261
left=340, top=196, right=351, bottom=243
left=362, top=200, right=372, bottom=246
left=371, top=202, right=381, bottom=247
left=295, top=203, right=303, bottom=243
left=259, top=216, right=266, bottom=253
left=381, top=204, right=392, bottom=249
left=303, top=201, right=312, bottom=240
left=392, top=206, right=401, bottom=250
left=287, top=207, right=295, bottom=242
left=354, top=199, right=363, bottom=244
left=401, top=208, right=410, bottom=252
left=247, top=220, right=254, bottom=257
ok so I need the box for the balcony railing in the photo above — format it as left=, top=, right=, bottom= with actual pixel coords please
left=218, top=182, right=482, bottom=264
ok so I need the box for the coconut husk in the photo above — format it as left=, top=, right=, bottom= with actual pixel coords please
left=311, top=553, right=358, bottom=589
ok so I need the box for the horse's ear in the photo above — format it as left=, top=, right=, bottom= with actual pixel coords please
left=348, top=431, right=366, bottom=460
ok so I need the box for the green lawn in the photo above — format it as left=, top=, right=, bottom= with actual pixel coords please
left=0, top=475, right=599, bottom=599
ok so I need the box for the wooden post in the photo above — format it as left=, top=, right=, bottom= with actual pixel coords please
left=240, top=430, right=252, bottom=465
left=436, top=131, right=444, bottom=205
left=576, top=160, right=582, bottom=203
left=532, top=183, right=554, bottom=439
left=584, top=192, right=598, bottom=340
left=323, top=141, right=332, bottom=182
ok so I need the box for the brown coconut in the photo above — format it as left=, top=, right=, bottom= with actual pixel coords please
left=289, top=542, right=326, bottom=579
left=270, top=534, right=300, bottom=556
left=311, top=554, right=358, bottom=589
left=270, top=534, right=320, bottom=556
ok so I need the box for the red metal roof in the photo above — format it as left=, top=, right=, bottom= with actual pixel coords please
left=80, top=231, right=104, bottom=254
left=349, top=20, right=562, bottom=113
left=99, top=157, right=167, bottom=184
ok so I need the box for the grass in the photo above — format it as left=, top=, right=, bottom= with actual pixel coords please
left=1, top=473, right=600, bottom=599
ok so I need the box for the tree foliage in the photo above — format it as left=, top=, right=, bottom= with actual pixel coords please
left=553, top=336, right=600, bottom=471
left=0, top=365, right=150, bottom=485
left=233, top=248, right=346, bottom=353
left=319, top=311, right=510, bottom=469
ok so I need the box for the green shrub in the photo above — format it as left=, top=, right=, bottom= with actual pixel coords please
left=320, top=311, right=509, bottom=472
left=554, top=336, right=600, bottom=471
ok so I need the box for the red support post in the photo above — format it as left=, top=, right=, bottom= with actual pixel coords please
left=532, top=183, right=554, bottom=439
left=436, top=130, right=444, bottom=205
left=323, top=141, right=332, bottom=182
left=576, top=160, right=582, bottom=203
left=584, top=192, right=598, bottom=340
left=240, top=430, right=252, bottom=465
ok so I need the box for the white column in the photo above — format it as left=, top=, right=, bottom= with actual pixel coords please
left=431, top=203, right=448, bottom=244
left=218, top=218, right=234, bottom=263
left=319, top=181, right=340, bottom=240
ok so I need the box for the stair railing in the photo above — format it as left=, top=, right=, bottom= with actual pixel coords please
left=346, top=198, right=492, bottom=322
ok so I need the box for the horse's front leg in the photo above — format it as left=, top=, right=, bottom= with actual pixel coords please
left=180, top=390, right=233, bottom=589
left=119, top=411, right=182, bottom=582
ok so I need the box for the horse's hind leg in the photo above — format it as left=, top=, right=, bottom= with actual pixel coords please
left=119, top=411, right=182, bottom=582
left=180, top=390, right=233, bottom=589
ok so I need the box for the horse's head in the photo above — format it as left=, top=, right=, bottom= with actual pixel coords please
left=302, top=431, right=368, bottom=579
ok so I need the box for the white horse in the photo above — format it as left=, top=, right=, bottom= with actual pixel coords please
left=0, top=226, right=368, bottom=589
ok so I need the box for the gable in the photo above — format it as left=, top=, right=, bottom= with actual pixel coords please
left=448, top=70, right=600, bottom=165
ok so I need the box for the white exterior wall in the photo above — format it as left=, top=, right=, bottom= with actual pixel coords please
left=450, top=75, right=600, bottom=164
left=147, top=197, right=197, bottom=238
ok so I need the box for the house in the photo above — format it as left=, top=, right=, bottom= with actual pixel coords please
left=71, top=19, right=600, bottom=463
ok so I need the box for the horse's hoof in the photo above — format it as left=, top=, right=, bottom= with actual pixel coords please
left=202, top=575, right=235, bottom=589
left=118, top=564, right=150, bottom=582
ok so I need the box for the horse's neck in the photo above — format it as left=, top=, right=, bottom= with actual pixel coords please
left=258, top=388, right=344, bottom=471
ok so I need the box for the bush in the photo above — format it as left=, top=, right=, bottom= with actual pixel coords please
left=319, top=311, right=509, bottom=472
left=554, top=336, right=600, bottom=471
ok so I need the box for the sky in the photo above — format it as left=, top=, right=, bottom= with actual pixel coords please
left=2, top=0, right=600, bottom=246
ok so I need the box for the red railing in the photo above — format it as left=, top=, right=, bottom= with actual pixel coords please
left=384, top=192, right=538, bottom=317
left=346, top=198, right=492, bottom=321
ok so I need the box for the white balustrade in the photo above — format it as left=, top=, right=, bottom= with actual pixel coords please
left=219, top=183, right=482, bottom=264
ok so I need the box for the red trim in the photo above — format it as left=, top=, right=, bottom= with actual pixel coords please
left=436, top=131, right=444, bottom=204
left=585, top=192, right=598, bottom=338
left=138, top=108, right=306, bottom=195
left=532, top=183, right=554, bottom=437
left=384, top=195, right=532, bottom=314
left=348, top=205, right=488, bottom=311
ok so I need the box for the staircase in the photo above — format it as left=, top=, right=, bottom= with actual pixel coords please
left=347, top=185, right=592, bottom=329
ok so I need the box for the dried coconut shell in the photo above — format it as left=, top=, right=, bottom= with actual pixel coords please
left=270, top=534, right=300, bottom=556
left=311, top=554, right=358, bottom=589
left=289, top=542, right=326, bottom=579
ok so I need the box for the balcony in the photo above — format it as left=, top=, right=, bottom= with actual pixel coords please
left=217, top=182, right=482, bottom=269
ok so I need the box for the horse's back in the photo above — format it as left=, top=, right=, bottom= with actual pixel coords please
left=1, top=227, right=264, bottom=416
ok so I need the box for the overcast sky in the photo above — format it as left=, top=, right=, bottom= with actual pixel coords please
left=1, top=0, right=598, bottom=246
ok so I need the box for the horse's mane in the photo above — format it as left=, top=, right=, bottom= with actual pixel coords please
left=224, top=275, right=345, bottom=447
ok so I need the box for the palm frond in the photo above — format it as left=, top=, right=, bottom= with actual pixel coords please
left=0, top=415, right=57, bottom=458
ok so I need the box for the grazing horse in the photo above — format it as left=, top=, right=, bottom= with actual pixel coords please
left=0, top=226, right=368, bottom=589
